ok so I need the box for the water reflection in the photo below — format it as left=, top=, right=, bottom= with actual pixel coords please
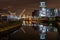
left=38, top=23, right=58, bottom=40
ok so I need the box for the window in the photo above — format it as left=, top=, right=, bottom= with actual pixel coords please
left=39, top=8, right=47, bottom=17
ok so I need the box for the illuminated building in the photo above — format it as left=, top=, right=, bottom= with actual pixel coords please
left=32, top=1, right=59, bottom=40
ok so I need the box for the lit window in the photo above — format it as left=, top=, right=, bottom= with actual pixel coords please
left=39, top=8, right=47, bottom=17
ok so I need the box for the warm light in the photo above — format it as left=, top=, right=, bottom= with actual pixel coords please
left=29, top=18, right=32, bottom=20
left=1, top=15, right=5, bottom=16
left=13, top=12, right=16, bottom=16
left=29, top=21, right=32, bottom=24
left=29, top=17, right=32, bottom=24
left=22, top=14, right=26, bottom=18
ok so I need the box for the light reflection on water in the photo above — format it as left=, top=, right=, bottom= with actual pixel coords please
left=38, top=24, right=58, bottom=40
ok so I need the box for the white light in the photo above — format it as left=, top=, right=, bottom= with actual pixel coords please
left=10, top=15, right=13, bottom=18
left=39, top=25, right=43, bottom=31
left=47, top=9, right=49, bottom=11
left=40, top=2, right=46, bottom=7
left=14, top=16, right=17, bottom=18
left=42, top=30, right=46, bottom=33
left=39, top=9, right=46, bottom=17
left=17, top=17, right=20, bottom=20
left=39, top=25, right=43, bottom=28
left=43, top=26, right=46, bottom=29
left=40, top=34, right=46, bottom=39
left=42, top=8, right=46, bottom=11
left=47, top=29, right=49, bottom=32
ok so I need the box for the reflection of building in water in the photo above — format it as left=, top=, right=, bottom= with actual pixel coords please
left=39, top=24, right=58, bottom=33
left=32, top=1, right=59, bottom=40
left=39, top=24, right=58, bottom=40
left=40, top=34, right=46, bottom=39
left=39, top=25, right=46, bottom=33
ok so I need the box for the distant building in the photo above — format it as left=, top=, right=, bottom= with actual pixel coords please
left=32, top=2, right=59, bottom=17
left=32, top=1, right=59, bottom=40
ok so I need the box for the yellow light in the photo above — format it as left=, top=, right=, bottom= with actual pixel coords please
left=29, top=18, right=32, bottom=20
left=29, top=17, right=32, bottom=24
left=1, top=15, right=5, bottom=16
left=22, top=14, right=26, bottom=18
left=29, top=21, right=32, bottom=24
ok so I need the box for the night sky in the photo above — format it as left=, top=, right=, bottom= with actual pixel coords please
left=0, top=0, right=60, bottom=8
left=0, top=0, right=60, bottom=15
left=0, top=0, right=59, bottom=40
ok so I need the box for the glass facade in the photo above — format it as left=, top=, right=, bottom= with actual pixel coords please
left=39, top=8, right=47, bottom=17
left=38, top=2, right=59, bottom=17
